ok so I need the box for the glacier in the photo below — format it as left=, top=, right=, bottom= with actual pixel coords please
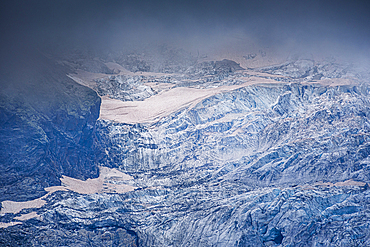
left=1, top=53, right=370, bottom=246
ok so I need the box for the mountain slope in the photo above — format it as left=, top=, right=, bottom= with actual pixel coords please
left=1, top=54, right=370, bottom=246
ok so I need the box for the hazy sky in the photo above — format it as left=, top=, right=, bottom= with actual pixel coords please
left=1, top=0, right=370, bottom=61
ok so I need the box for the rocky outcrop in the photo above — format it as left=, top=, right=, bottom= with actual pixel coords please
left=255, top=59, right=355, bottom=81
left=95, top=75, right=156, bottom=101
left=185, top=59, right=245, bottom=76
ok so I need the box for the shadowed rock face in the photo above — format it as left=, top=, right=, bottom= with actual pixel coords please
left=0, top=53, right=102, bottom=202
left=1, top=55, right=370, bottom=246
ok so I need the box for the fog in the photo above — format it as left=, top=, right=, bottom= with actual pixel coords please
left=1, top=0, right=370, bottom=71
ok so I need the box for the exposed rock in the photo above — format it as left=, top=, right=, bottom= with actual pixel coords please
left=244, top=53, right=257, bottom=60
left=185, top=59, right=245, bottom=76
left=255, top=59, right=357, bottom=82
left=0, top=52, right=102, bottom=202
left=95, top=75, right=156, bottom=101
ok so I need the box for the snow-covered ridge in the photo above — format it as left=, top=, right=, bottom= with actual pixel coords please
left=68, top=58, right=360, bottom=125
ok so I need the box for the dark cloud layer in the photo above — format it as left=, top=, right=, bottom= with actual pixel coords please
left=1, top=0, right=370, bottom=63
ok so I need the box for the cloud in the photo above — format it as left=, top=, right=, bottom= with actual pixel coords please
left=1, top=0, right=369, bottom=64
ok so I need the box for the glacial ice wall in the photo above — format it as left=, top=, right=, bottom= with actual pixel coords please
left=87, top=83, right=370, bottom=246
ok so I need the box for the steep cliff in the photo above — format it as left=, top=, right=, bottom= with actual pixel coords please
left=0, top=52, right=101, bottom=202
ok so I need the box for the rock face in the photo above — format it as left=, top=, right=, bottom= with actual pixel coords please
left=1, top=55, right=370, bottom=246
left=0, top=53, right=101, bottom=202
